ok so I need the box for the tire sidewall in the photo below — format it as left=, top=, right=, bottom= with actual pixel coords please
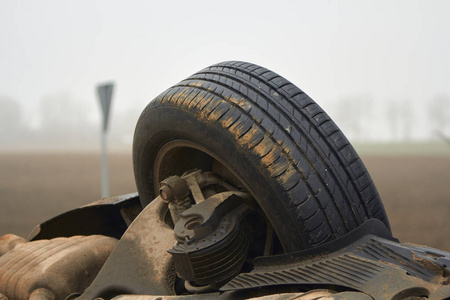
left=133, top=105, right=307, bottom=251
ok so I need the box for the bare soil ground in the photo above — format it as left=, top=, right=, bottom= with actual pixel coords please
left=0, top=153, right=449, bottom=251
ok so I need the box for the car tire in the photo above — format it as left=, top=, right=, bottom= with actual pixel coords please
left=132, top=61, right=390, bottom=252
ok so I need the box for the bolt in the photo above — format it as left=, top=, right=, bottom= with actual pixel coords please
left=159, top=185, right=174, bottom=202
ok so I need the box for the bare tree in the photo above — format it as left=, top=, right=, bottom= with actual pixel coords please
left=336, top=96, right=374, bottom=142
left=386, top=100, right=401, bottom=141
left=38, top=93, right=96, bottom=146
left=429, top=95, right=450, bottom=139
left=0, top=97, right=23, bottom=144
left=400, top=99, right=413, bottom=141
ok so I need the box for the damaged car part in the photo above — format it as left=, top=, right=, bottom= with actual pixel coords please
left=79, top=170, right=258, bottom=299
left=2, top=203, right=449, bottom=299
left=0, top=61, right=449, bottom=299
left=222, top=219, right=450, bottom=300
left=169, top=192, right=251, bottom=289
left=160, top=170, right=256, bottom=291
left=0, top=235, right=118, bottom=300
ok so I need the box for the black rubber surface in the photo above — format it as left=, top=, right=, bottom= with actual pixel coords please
left=133, top=61, right=390, bottom=251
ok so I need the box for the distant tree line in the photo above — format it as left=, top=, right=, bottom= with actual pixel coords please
left=0, top=93, right=449, bottom=149
left=0, top=94, right=141, bottom=149
left=332, top=95, right=450, bottom=143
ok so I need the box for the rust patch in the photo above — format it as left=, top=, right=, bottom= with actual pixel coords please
left=0, top=235, right=117, bottom=300
left=0, top=234, right=26, bottom=257
left=78, top=197, right=177, bottom=298
left=412, top=252, right=443, bottom=275
left=132, top=197, right=177, bottom=293
left=109, top=290, right=348, bottom=299
left=411, top=252, right=448, bottom=285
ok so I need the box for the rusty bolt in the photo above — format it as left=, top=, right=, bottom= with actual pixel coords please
left=159, top=185, right=174, bottom=203
left=159, top=175, right=190, bottom=204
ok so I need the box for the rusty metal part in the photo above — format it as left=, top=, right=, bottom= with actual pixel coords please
left=1, top=191, right=449, bottom=299
left=78, top=197, right=177, bottom=299
left=28, top=193, right=141, bottom=241
left=181, top=170, right=238, bottom=201
left=0, top=235, right=117, bottom=300
left=172, top=191, right=249, bottom=243
left=109, top=289, right=371, bottom=299
left=176, top=170, right=239, bottom=204
left=222, top=219, right=450, bottom=300
left=167, top=201, right=192, bottom=225
left=160, top=170, right=241, bottom=225
left=152, top=141, right=244, bottom=201
left=0, top=234, right=26, bottom=257
left=169, top=192, right=251, bottom=288
left=157, top=170, right=254, bottom=289
left=159, top=176, right=190, bottom=204
left=183, top=171, right=205, bottom=204
left=159, top=175, right=191, bottom=224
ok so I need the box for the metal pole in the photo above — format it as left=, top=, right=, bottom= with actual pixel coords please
left=101, top=125, right=109, bottom=198
left=97, top=83, right=114, bottom=199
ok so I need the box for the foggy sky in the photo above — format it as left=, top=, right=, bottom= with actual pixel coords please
left=1, top=0, right=450, bottom=149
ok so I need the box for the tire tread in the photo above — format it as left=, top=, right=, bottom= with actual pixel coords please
left=137, top=61, right=390, bottom=248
